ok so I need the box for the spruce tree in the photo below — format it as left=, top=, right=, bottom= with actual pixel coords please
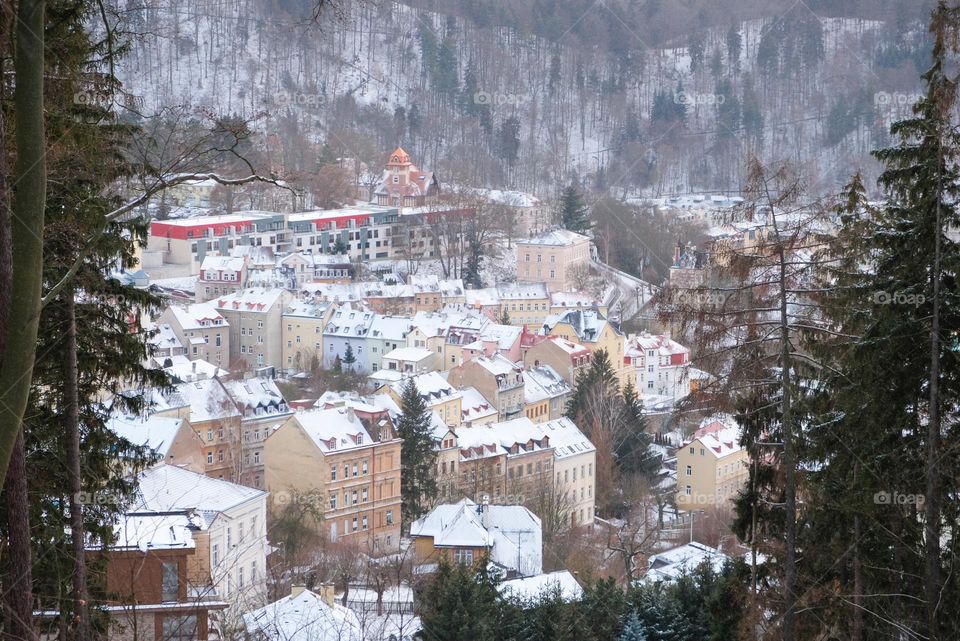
left=342, top=343, right=357, bottom=368
left=419, top=557, right=498, bottom=641
left=397, top=377, right=438, bottom=525
left=558, top=184, right=591, bottom=233
left=616, top=382, right=660, bottom=478
left=619, top=611, right=647, bottom=641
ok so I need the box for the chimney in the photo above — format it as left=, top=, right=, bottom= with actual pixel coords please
left=480, top=494, right=491, bottom=529
left=192, top=361, right=197, bottom=372
left=291, top=584, right=306, bottom=598
left=318, top=581, right=336, bottom=607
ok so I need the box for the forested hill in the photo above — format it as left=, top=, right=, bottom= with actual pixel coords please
left=115, top=0, right=937, bottom=198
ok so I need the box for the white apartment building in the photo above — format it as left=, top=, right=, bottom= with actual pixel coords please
left=625, top=332, right=692, bottom=402
left=135, top=464, right=269, bottom=614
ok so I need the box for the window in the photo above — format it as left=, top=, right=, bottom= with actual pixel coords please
left=689, top=447, right=695, bottom=454
left=362, top=460, right=369, bottom=475
left=213, top=544, right=220, bottom=567
left=330, top=494, right=338, bottom=509
left=162, top=616, right=197, bottom=641
left=686, top=465, right=692, bottom=476
left=454, top=549, right=474, bottom=564
left=161, top=561, right=179, bottom=602
left=386, top=510, right=394, bottom=524
left=352, top=517, right=358, bottom=532
left=685, top=485, right=692, bottom=496
left=362, top=516, right=368, bottom=530
left=352, top=464, right=359, bottom=476
left=251, top=561, right=258, bottom=581
left=331, top=467, right=337, bottom=481
left=207, top=452, right=213, bottom=464
left=238, top=567, right=244, bottom=588
left=227, top=527, right=232, bottom=548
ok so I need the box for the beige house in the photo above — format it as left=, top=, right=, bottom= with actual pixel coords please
left=381, top=347, right=437, bottom=375
left=214, top=288, right=291, bottom=373
left=542, top=416, right=596, bottom=527
left=523, top=336, right=593, bottom=387
left=497, top=282, right=551, bottom=328
left=676, top=420, right=749, bottom=511
left=542, top=309, right=629, bottom=385
left=382, top=371, right=463, bottom=429
left=159, top=303, right=230, bottom=368
left=281, top=299, right=335, bottom=373
left=523, top=365, right=573, bottom=423
left=196, top=255, right=247, bottom=303
left=516, top=229, right=592, bottom=292
left=265, top=406, right=402, bottom=549
left=447, top=354, right=525, bottom=421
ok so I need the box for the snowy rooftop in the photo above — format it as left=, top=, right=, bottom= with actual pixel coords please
left=497, top=282, right=549, bottom=299
left=517, top=228, right=590, bottom=247
left=524, top=365, right=572, bottom=403
left=388, top=371, right=460, bottom=406
left=167, top=302, right=227, bottom=331
left=292, top=407, right=372, bottom=453
left=163, top=355, right=228, bottom=382
left=498, top=570, right=583, bottom=603
left=200, top=254, right=245, bottom=273
left=173, top=378, right=241, bottom=422
left=369, top=315, right=413, bottom=341
left=224, top=377, right=290, bottom=416
left=644, top=542, right=728, bottom=582
left=459, top=386, right=498, bottom=423
left=541, top=417, right=595, bottom=460
left=215, top=288, right=285, bottom=312
left=382, top=346, right=434, bottom=362
left=107, top=413, right=186, bottom=458
left=136, top=464, right=266, bottom=516
left=244, top=590, right=364, bottom=641
left=108, top=511, right=199, bottom=552
left=685, top=418, right=743, bottom=458
left=409, top=498, right=542, bottom=576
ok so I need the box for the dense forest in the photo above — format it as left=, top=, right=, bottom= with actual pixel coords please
left=114, top=0, right=938, bottom=200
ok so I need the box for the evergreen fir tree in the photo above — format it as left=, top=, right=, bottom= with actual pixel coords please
left=499, top=308, right=511, bottom=325
left=434, top=36, right=460, bottom=99
left=616, top=382, right=660, bottom=478
left=497, top=116, right=521, bottom=165
left=397, top=377, right=438, bottom=525
left=418, top=557, right=499, bottom=641
left=342, top=343, right=357, bottom=368
left=558, top=184, right=591, bottom=233
left=619, top=611, right=647, bottom=641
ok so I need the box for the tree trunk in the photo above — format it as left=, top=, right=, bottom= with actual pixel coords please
left=924, top=136, right=943, bottom=641
left=64, top=292, right=91, bottom=641
left=0, top=0, right=46, bottom=487
left=852, top=513, right=863, bottom=641
left=3, top=430, right=36, bottom=641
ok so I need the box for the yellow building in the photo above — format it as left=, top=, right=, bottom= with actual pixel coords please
left=516, top=229, right=592, bottom=293
left=264, top=406, right=402, bottom=549
left=675, top=420, right=749, bottom=511
left=281, top=300, right=335, bottom=373
left=380, top=371, right=464, bottom=429
left=542, top=309, right=630, bottom=385
left=496, top=282, right=551, bottom=328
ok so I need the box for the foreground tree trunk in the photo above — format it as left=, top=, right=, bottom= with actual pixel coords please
left=0, top=0, right=46, bottom=487
left=3, top=431, right=35, bottom=641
